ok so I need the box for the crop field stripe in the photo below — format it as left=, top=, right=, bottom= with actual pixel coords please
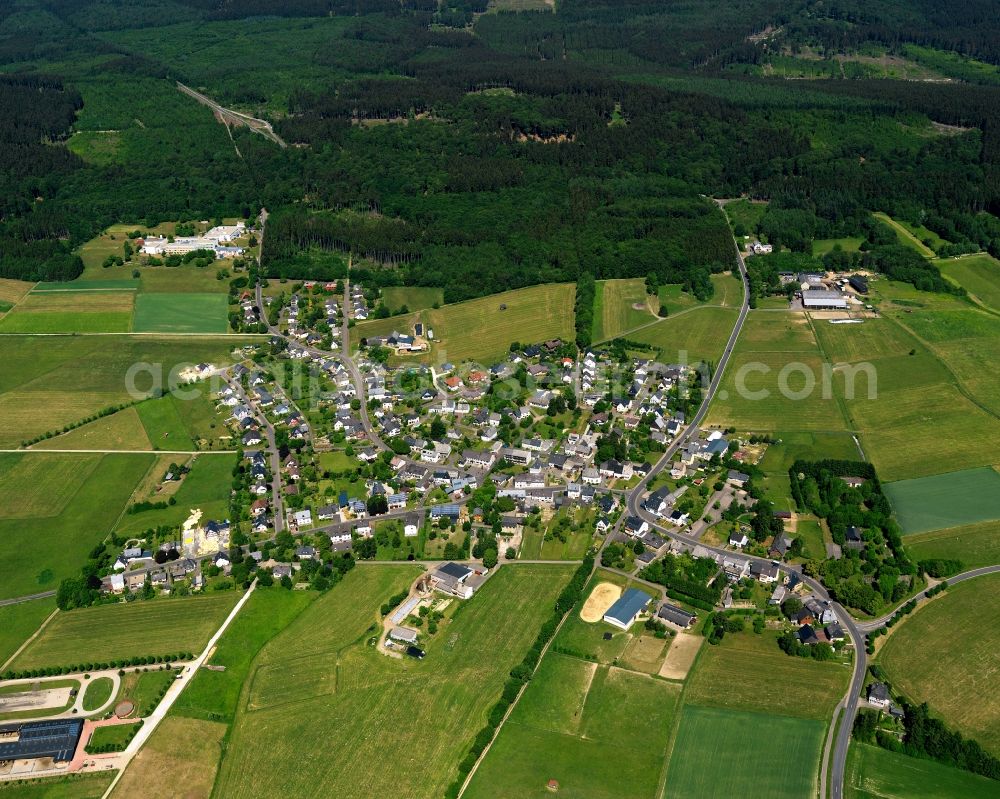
left=885, top=467, right=1000, bottom=534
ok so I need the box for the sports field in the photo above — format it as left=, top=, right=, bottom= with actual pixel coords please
left=684, top=630, right=849, bottom=721
left=0, top=597, right=56, bottom=668
left=465, top=657, right=681, bottom=799
left=108, top=716, right=227, bottom=799
left=133, top=293, right=229, bottom=333
left=628, top=306, right=739, bottom=366
left=905, top=520, right=1000, bottom=570
left=938, top=254, right=1000, bottom=312
left=11, top=592, right=240, bottom=670
left=214, top=564, right=572, bottom=799
left=884, top=467, right=1000, bottom=534
left=879, top=573, right=1000, bottom=756
left=845, top=742, right=999, bottom=799
left=592, top=278, right=655, bottom=342
left=380, top=285, right=443, bottom=312
left=0, top=452, right=154, bottom=600
left=0, top=290, right=134, bottom=333
left=0, top=335, right=248, bottom=447
left=664, top=705, right=825, bottom=798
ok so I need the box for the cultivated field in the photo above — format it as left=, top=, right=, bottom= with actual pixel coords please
left=592, top=278, right=655, bottom=342
left=684, top=630, right=849, bottom=721
left=109, top=716, right=227, bottom=799
left=215, top=563, right=573, bottom=799
left=133, top=293, right=229, bottom=333
left=905, top=520, right=1000, bottom=570
left=885, top=467, right=1000, bottom=534
left=0, top=290, right=134, bottom=333
left=629, top=306, right=739, bottom=366
left=11, top=592, right=240, bottom=670
left=664, top=705, right=825, bottom=798
left=938, top=254, right=1000, bottom=312
left=0, top=278, right=34, bottom=305
left=845, top=741, right=998, bottom=799
left=466, top=660, right=681, bottom=799
left=0, top=597, right=56, bottom=668
left=879, top=573, right=1000, bottom=756
left=0, top=335, right=249, bottom=447
left=0, top=773, right=114, bottom=799
left=0, top=453, right=154, bottom=600
left=33, top=406, right=153, bottom=451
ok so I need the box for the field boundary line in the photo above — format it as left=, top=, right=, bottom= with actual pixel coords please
left=805, top=314, right=860, bottom=437
left=0, top=607, right=59, bottom=673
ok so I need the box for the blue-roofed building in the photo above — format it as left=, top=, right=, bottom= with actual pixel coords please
left=430, top=504, right=461, bottom=521
left=602, top=588, right=651, bottom=630
left=0, top=719, right=84, bottom=762
left=338, top=490, right=349, bottom=508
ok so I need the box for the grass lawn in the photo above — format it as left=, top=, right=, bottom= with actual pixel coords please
left=0, top=289, right=134, bottom=333
left=879, top=573, right=1000, bottom=756
left=81, top=676, right=115, bottom=711
left=592, top=278, right=655, bottom=342
left=136, top=394, right=196, bottom=449
left=215, top=563, right=572, bottom=799
left=0, top=335, right=249, bottom=447
left=664, top=704, right=825, bottom=798
left=794, top=517, right=827, bottom=560
left=629, top=306, right=739, bottom=366
left=108, top=716, right=227, bottom=799
left=172, top=588, right=316, bottom=724
left=0, top=597, right=56, bottom=667
left=845, top=742, right=1000, bottom=799
left=85, top=721, right=140, bottom=752
left=873, top=212, right=942, bottom=257
left=11, top=592, right=240, bottom=670
left=812, top=237, right=865, bottom=257
left=937, top=253, right=1000, bottom=312
left=884, top=467, right=1000, bottom=534
left=466, top=660, right=681, bottom=799
left=684, top=630, right=849, bottom=721
left=0, top=774, right=114, bottom=799
left=723, top=198, right=768, bottom=235
left=380, top=286, right=443, bottom=312
left=114, top=668, right=176, bottom=717
left=0, top=452, right=154, bottom=600
left=114, top=453, right=237, bottom=535
left=905, top=520, right=1000, bottom=570
left=133, top=293, right=229, bottom=333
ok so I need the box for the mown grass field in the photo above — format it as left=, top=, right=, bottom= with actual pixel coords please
left=33, top=406, right=153, bottom=450
left=0, top=278, right=34, bottom=305
left=812, top=237, right=864, bottom=257
left=113, top=669, right=175, bottom=717
left=0, top=773, right=114, bottom=799
left=592, top=278, right=655, bottom=342
left=81, top=676, right=115, bottom=711
left=108, top=716, right=227, bottom=799
left=133, top=293, right=229, bottom=333
left=758, top=431, right=861, bottom=474
left=664, top=705, right=825, bottom=798
left=11, top=592, right=240, bottom=670
left=684, top=630, right=849, bottom=720
left=845, top=741, right=1000, bottom=799
left=380, top=285, right=443, bottom=312
left=0, top=452, right=154, bottom=599
left=879, top=573, right=1000, bottom=756
left=465, top=658, right=681, bottom=799
left=905, top=520, right=1000, bottom=570
left=628, top=305, right=739, bottom=366
left=938, top=254, right=1000, bottom=312
left=873, top=212, right=941, bottom=257
left=0, top=597, right=56, bottom=668
left=114, top=453, right=237, bottom=535
left=885, top=467, right=1000, bottom=534
left=85, top=721, right=140, bottom=752
left=0, top=335, right=248, bottom=447
left=0, top=289, right=134, bottom=333
left=215, top=564, right=572, bottom=799
left=657, top=271, right=742, bottom=315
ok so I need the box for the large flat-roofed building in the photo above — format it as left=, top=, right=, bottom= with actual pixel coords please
left=0, top=719, right=84, bottom=762
left=802, top=289, right=848, bottom=310
left=603, top=588, right=651, bottom=631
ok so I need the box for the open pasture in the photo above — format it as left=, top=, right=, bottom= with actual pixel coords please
left=34, top=406, right=153, bottom=451
left=905, top=520, right=1000, bottom=570
left=684, top=630, right=848, bottom=721
left=0, top=453, right=153, bottom=600
left=885, top=467, right=1000, bottom=534
left=812, top=237, right=864, bottom=257
left=758, top=431, right=861, bottom=474
left=0, top=335, right=246, bottom=447
left=11, top=592, right=240, bottom=670
left=657, top=272, right=742, bottom=315
left=845, top=741, right=1000, bottom=799
left=879, top=573, right=1000, bottom=756
left=592, top=278, right=655, bottom=342
left=0, top=597, right=56, bottom=668
left=380, top=285, right=443, bottom=312
left=938, top=253, right=1000, bottom=312
left=738, top=312, right=818, bottom=352
left=465, top=659, right=681, bottom=799
left=0, top=279, right=34, bottom=305
left=133, top=293, right=229, bottom=333
left=812, top=317, right=920, bottom=362
left=215, top=564, right=572, bottom=799
left=628, top=306, right=738, bottom=366
left=664, top=704, right=825, bottom=799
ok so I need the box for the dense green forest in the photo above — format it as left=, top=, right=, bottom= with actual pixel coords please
left=0, top=0, right=998, bottom=300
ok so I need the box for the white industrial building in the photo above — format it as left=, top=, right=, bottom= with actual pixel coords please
left=802, top=289, right=848, bottom=310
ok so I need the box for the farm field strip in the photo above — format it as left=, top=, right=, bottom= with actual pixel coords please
left=845, top=741, right=999, bottom=799
left=904, top=520, right=1000, bottom=570
left=884, top=467, right=1000, bottom=534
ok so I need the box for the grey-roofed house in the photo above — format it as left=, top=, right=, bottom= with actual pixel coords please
left=389, top=626, right=419, bottom=645
left=432, top=561, right=475, bottom=599
left=602, top=588, right=651, bottom=631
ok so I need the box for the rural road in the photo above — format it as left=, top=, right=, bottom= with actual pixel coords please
left=176, top=82, right=286, bottom=148
left=0, top=591, right=56, bottom=607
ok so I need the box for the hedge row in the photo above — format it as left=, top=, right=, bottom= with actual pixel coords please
left=87, top=720, right=143, bottom=754
left=2, top=652, right=194, bottom=680
left=443, top=554, right=595, bottom=798
left=21, top=399, right=143, bottom=448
